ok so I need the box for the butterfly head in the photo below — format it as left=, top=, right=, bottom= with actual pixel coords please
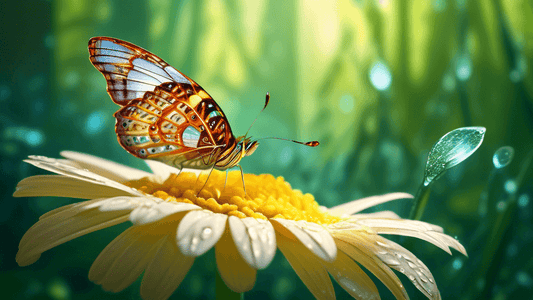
left=236, top=136, right=259, bottom=157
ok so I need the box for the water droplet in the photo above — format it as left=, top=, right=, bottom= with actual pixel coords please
left=201, top=227, right=212, bottom=239
left=518, top=194, right=530, bottom=208
left=407, top=261, right=417, bottom=268
left=452, top=258, right=463, bottom=270
left=380, top=255, right=400, bottom=266
left=400, top=268, right=405, bottom=273
left=424, top=127, right=486, bottom=186
left=493, top=146, right=514, bottom=169
left=504, top=179, right=517, bottom=194
left=455, top=55, right=472, bottom=81
left=253, top=247, right=261, bottom=258
left=369, top=61, right=392, bottom=91
left=376, top=241, right=390, bottom=248
left=408, top=275, right=415, bottom=281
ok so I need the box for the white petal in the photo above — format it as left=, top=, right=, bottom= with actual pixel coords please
left=13, top=175, right=136, bottom=199
left=89, top=226, right=165, bottom=293
left=271, top=218, right=337, bottom=262
left=130, top=202, right=201, bottom=225
left=16, top=197, right=141, bottom=266
left=353, top=218, right=467, bottom=255
left=60, top=151, right=151, bottom=181
left=328, top=192, right=413, bottom=216
left=141, top=236, right=195, bottom=300
left=177, top=210, right=227, bottom=256
left=372, top=237, right=441, bottom=300
left=23, top=155, right=143, bottom=197
left=144, top=159, right=181, bottom=181
left=228, top=216, right=276, bottom=270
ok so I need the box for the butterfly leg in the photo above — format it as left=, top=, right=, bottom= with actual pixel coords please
left=238, top=164, right=247, bottom=197
left=195, top=147, right=224, bottom=197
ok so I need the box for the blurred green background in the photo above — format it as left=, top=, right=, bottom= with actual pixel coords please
left=1, top=0, right=533, bottom=299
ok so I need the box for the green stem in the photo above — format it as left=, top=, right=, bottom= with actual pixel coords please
left=215, top=268, right=242, bottom=300
left=409, top=182, right=432, bottom=220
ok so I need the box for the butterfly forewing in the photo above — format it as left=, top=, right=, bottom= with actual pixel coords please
left=89, top=37, right=237, bottom=170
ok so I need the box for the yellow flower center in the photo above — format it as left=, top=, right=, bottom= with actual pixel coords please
left=124, top=170, right=341, bottom=224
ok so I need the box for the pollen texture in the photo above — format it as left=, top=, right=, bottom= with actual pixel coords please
left=125, top=170, right=342, bottom=224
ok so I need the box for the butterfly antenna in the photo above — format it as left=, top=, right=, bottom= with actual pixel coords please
left=256, top=136, right=320, bottom=147
left=244, top=92, right=270, bottom=139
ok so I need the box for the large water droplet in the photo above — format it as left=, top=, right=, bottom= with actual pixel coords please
left=369, top=61, right=392, bottom=91
left=424, top=127, right=486, bottom=186
left=493, top=146, right=514, bottom=169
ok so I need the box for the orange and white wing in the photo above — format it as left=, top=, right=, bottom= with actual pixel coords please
left=88, top=36, right=193, bottom=105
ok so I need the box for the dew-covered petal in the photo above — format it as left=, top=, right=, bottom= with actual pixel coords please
left=141, top=236, right=195, bottom=300
left=60, top=151, right=151, bottom=182
left=16, top=197, right=141, bottom=266
left=353, top=218, right=467, bottom=255
left=333, top=236, right=408, bottom=300
left=13, top=175, right=137, bottom=199
left=129, top=202, right=201, bottom=225
left=371, top=237, right=441, bottom=300
left=276, top=232, right=336, bottom=300
left=23, top=155, right=144, bottom=196
left=272, top=218, right=337, bottom=262
left=89, top=226, right=166, bottom=292
left=216, top=229, right=257, bottom=293
left=177, top=210, right=227, bottom=256
left=228, top=216, right=276, bottom=270
left=328, top=193, right=413, bottom=216
left=323, top=250, right=380, bottom=300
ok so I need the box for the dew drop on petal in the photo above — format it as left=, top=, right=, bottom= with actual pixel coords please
left=493, top=146, right=514, bottom=169
left=201, top=227, right=212, bottom=239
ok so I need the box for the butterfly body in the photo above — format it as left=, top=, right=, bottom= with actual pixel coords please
left=89, top=37, right=258, bottom=171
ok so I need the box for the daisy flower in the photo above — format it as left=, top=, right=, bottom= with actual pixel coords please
left=15, top=151, right=467, bottom=300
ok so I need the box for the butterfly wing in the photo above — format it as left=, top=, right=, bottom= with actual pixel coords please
left=89, top=37, right=236, bottom=170
left=88, top=36, right=193, bottom=105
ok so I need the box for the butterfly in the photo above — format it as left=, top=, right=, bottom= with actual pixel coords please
left=88, top=37, right=318, bottom=180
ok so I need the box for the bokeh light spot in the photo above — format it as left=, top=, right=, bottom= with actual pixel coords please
left=504, top=179, right=517, bottom=194
left=369, top=61, right=392, bottom=91
left=452, top=258, right=463, bottom=270
left=455, top=55, right=472, bottom=81
left=339, top=94, right=355, bottom=113
left=518, top=194, right=530, bottom=208
left=4, top=127, right=45, bottom=147
left=85, top=111, right=106, bottom=135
